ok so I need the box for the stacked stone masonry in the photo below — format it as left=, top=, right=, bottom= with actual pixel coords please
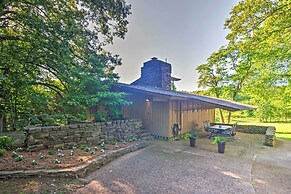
left=265, top=126, right=276, bottom=147
left=24, top=119, right=143, bottom=151
left=212, top=123, right=276, bottom=147
left=236, top=125, right=269, bottom=134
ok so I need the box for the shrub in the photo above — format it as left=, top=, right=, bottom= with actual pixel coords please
left=12, top=151, right=18, bottom=158
left=211, top=136, right=227, bottom=144
left=32, top=160, right=38, bottom=165
left=48, top=150, right=56, bottom=155
left=0, top=136, right=14, bottom=150
left=16, top=147, right=23, bottom=152
left=0, top=148, right=6, bottom=156
left=80, top=145, right=87, bottom=150
left=15, top=155, right=24, bottom=162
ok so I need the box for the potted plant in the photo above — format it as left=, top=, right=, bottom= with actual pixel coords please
left=212, top=136, right=227, bottom=153
left=184, top=130, right=198, bottom=147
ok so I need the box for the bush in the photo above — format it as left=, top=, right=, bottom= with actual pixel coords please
left=48, top=150, right=56, bottom=155
left=0, top=136, right=14, bottom=150
left=0, top=148, right=6, bottom=156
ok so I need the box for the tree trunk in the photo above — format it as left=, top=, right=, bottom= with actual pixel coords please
left=219, top=109, right=225, bottom=123
left=227, top=111, right=232, bottom=124
left=0, top=115, right=3, bottom=132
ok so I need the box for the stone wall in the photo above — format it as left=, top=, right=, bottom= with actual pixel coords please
left=24, top=119, right=143, bottom=151
left=211, top=123, right=276, bottom=147
left=236, top=125, right=269, bottom=134
left=211, top=123, right=269, bottom=134
left=265, top=126, right=276, bottom=147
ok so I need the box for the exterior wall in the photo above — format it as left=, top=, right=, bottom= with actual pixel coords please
left=123, top=93, right=170, bottom=137
left=122, top=95, right=215, bottom=138
left=169, top=100, right=215, bottom=135
left=24, top=119, right=142, bottom=151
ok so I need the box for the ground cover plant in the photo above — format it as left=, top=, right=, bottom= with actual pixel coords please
left=0, top=139, right=139, bottom=171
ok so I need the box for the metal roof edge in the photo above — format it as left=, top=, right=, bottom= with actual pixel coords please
left=115, top=83, right=258, bottom=111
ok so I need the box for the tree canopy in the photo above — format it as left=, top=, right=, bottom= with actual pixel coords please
left=0, top=0, right=131, bottom=131
left=196, top=0, right=290, bottom=122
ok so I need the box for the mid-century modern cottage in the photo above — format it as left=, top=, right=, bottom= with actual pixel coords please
left=115, top=57, right=256, bottom=138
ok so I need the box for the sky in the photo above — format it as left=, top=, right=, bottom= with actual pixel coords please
left=107, top=0, right=240, bottom=91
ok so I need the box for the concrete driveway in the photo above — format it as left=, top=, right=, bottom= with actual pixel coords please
left=75, top=133, right=291, bottom=194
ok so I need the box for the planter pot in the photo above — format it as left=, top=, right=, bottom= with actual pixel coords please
left=217, top=142, right=226, bottom=153
left=189, top=137, right=196, bottom=147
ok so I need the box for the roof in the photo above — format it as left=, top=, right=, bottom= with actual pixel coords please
left=116, top=83, right=258, bottom=111
left=170, top=76, right=181, bottom=81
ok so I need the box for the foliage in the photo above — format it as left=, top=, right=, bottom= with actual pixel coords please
left=184, top=131, right=198, bottom=140
left=12, top=151, right=18, bottom=158
left=196, top=0, right=290, bottom=123
left=197, top=46, right=255, bottom=123
left=57, top=153, right=65, bottom=157
left=83, top=147, right=90, bottom=152
left=0, top=0, right=131, bottom=131
left=53, top=159, right=61, bottom=164
left=0, top=135, right=14, bottom=150
left=15, top=147, right=23, bottom=152
left=48, top=150, right=55, bottom=155
left=0, top=148, right=6, bottom=156
left=211, top=136, right=227, bottom=144
left=31, top=160, right=38, bottom=165
left=15, top=155, right=24, bottom=162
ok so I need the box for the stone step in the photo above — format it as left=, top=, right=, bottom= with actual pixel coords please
left=140, top=132, right=152, bottom=138
left=139, top=131, right=155, bottom=141
left=142, top=136, right=155, bottom=141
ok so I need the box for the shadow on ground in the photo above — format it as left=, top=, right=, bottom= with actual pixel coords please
left=74, top=132, right=291, bottom=194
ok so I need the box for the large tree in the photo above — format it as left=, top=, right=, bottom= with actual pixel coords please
left=225, top=0, right=290, bottom=80
left=197, top=0, right=290, bottom=122
left=0, top=0, right=131, bottom=131
left=197, top=46, right=254, bottom=123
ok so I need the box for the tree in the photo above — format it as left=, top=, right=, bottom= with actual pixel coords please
left=197, top=46, right=254, bottom=123
left=225, top=0, right=290, bottom=84
left=0, top=0, right=131, bottom=131
left=196, top=47, right=228, bottom=123
left=197, top=0, right=291, bottom=123
left=225, top=0, right=291, bottom=121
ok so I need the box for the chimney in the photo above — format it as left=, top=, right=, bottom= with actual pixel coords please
left=131, top=57, right=174, bottom=90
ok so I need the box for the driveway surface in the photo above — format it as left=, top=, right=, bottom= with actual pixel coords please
left=75, top=133, right=291, bottom=194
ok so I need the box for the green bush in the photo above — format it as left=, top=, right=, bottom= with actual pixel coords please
left=0, top=136, right=14, bottom=150
left=48, top=150, right=56, bottom=155
left=0, top=148, right=6, bottom=156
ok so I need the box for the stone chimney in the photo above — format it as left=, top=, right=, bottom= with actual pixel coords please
left=131, top=57, right=180, bottom=90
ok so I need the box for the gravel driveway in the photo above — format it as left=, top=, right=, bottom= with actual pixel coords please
left=74, top=133, right=291, bottom=194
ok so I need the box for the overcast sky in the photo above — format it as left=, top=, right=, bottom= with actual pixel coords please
left=107, top=0, right=240, bottom=91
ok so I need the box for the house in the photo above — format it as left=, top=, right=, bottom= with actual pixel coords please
left=115, top=57, right=256, bottom=138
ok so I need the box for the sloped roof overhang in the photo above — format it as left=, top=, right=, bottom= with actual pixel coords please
left=115, top=83, right=258, bottom=112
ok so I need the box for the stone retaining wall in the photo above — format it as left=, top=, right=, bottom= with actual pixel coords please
left=265, top=127, right=276, bottom=147
left=236, top=125, right=269, bottom=134
left=24, top=119, right=142, bottom=151
left=212, top=123, right=269, bottom=134
left=211, top=123, right=276, bottom=147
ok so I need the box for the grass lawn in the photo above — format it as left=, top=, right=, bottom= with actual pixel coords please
left=232, top=117, right=291, bottom=140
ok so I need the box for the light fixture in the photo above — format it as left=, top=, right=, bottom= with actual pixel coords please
left=145, top=99, right=150, bottom=102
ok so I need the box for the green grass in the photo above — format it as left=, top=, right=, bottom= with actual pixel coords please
left=232, top=117, right=291, bottom=140
left=275, top=133, right=291, bottom=141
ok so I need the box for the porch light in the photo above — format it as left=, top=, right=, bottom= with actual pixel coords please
left=145, top=99, right=150, bottom=102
